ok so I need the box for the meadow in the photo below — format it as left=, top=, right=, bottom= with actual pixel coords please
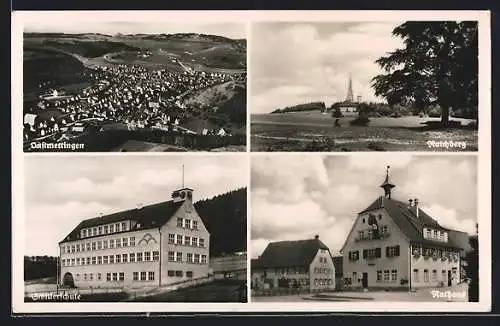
left=251, top=111, right=478, bottom=152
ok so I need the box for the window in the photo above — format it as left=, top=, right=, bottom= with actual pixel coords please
left=116, top=238, right=122, bottom=248
left=137, top=252, right=143, bottom=262
left=112, top=273, right=118, bottom=281
left=199, top=238, right=205, bottom=247
left=191, top=237, right=197, bottom=246
left=432, top=270, right=437, bottom=282
left=377, top=270, right=382, bottom=282
left=176, top=252, right=183, bottom=262
left=183, top=219, right=190, bottom=228
left=442, top=270, right=447, bottom=282
left=75, top=244, right=80, bottom=252
left=386, top=245, right=400, bottom=257
left=103, top=240, right=108, bottom=249
left=148, top=272, right=154, bottom=281
left=353, top=272, right=357, bottom=283
left=348, top=250, right=359, bottom=261
left=193, top=220, right=198, bottom=230
left=98, top=226, right=102, bottom=235
left=84, top=274, right=87, bottom=280
left=86, top=243, right=91, bottom=251
left=362, top=218, right=365, bottom=223
left=110, top=224, right=115, bottom=233
left=177, top=218, right=183, bottom=227
left=168, top=251, right=175, bottom=262
left=384, top=270, right=390, bottom=281
left=201, top=255, right=207, bottom=264
left=194, top=254, right=200, bottom=263
left=176, top=234, right=183, bottom=245
left=116, top=223, right=121, bottom=232
left=103, top=256, right=108, bottom=264
left=381, top=225, right=388, bottom=235
left=358, top=231, right=364, bottom=240
left=90, top=273, right=93, bottom=280
left=133, top=272, right=138, bottom=281
left=91, top=242, right=96, bottom=251
left=186, top=271, right=193, bottom=278
left=140, top=272, right=147, bottom=281
left=168, top=270, right=175, bottom=277
left=122, top=254, right=128, bottom=263
left=104, top=225, right=108, bottom=234
left=363, top=248, right=381, bottom=259
left=144, top=252, right=151, bottom=261
left=98, top=256, right=102, bottom=265
left=413, top=269, right=419, bottom=283
left=122, top=238, right=128, bottom=247
left=153, top=251, right=159, bottom=261
left=187, top=253, right=193, bottom=263
left=109, top=255, right=115, bottom=264
left=76, top=258, right=81, bottom=265
left=97, top=241, right=102, bottom=250
left=424, top=269, right=429, bottom=282
left=130, top=253, right=136, bottom=263
left=109, top=239, right=115, bottom=249
left=130, top=237, right=135, bottom=246
left=175, top=270, right=183, bottom=277
left=119, top=272, right=124, bottom=281
left=86, top=257, right=90, bottom=265
left=98, top=273, right=102, bottom=281
left=391, top=269, right=397, bottom=281
left=168, top=234, right=175, bottom=244
left=184, top=236, right=190, bottom=246
left=106, top=273, right=111, bottom=282
left=82, top=230, right=87, bottom=238
left=116, top=254, right=121, bottom=263
left=121, top=222, right=127, bottom=231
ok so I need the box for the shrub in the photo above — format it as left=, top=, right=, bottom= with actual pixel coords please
left=350, top=116, right=370, bottom=126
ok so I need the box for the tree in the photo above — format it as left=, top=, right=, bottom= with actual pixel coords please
left=464, top=223, right=479, bottom=302
left=372, top=21, right=478, bottom=124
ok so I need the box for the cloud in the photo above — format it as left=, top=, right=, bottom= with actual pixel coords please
left=250, top=22, right=404, bottom=113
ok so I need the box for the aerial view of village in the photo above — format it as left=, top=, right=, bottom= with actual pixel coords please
left=23, top=22, right=247, bottom=152
left=250, top=21, right=478, bottom=152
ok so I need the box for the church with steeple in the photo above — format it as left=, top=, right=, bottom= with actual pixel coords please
left=339, top=166, right=470, bottom=290
left=338, top=73, right=360, bottom=113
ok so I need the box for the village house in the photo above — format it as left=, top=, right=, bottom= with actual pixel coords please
left=340, top=166, right=470, bottom=291
left=59, top=187, right=210, bottom=289
left=251, top=235, right=336, bottom=292
left=210, top=252, right=247, bottom=281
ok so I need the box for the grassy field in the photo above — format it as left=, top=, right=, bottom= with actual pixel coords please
left=251, top=111, right=478, bottom=152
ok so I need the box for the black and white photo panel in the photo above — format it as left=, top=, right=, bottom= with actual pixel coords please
left=18, top=155, right=248, bottom=304
left=16, top=12, right=247, bottom=152
left=250, top=21, right=481, bottom=152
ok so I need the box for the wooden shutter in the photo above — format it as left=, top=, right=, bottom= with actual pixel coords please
left=363, top=249, right=367, bottom=259
left=385, top=246, right=390, bottom=257
left=395, top=245, right=400, bottom=256
left=376, top=247, right=382, bottom=258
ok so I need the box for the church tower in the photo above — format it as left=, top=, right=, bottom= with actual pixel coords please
left=380, top=165, right=395, bottom=199
left=345, top=73, right=354, bottom=103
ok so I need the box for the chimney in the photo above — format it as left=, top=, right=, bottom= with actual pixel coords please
left=137, top=203, right=143, bottom=210
left=314, top=234, right=319, bottom=240
left=414, top=198, right=419, bottom=218
left=408, top=199, right=413, bottom=208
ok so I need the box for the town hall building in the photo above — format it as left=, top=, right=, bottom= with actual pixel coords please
left=340, top=167, right=470, bottom=291
left=251, top=235, right=336, bottom=292
left=58, top=187, right=210, bottom=289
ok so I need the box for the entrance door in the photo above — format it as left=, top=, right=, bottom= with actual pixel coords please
left=362, top=272, right=368, bottom=288
left=62, top=272, right=75, bottom=287
left=447, top=270, right=452, bottom=287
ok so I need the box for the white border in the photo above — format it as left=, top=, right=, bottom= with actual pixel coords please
left=12, top=10, right=491, bottom=313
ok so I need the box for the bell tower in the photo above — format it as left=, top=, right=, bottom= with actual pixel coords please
left=345, top=73, right=354, bottom=103
left=380, top=165, right=395, bottom=199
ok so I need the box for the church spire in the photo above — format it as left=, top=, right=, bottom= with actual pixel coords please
left=380, top=165, right=395, bottom=199
left=346, top=73, right=354, bottom=102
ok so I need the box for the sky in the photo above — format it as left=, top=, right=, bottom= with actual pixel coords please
left=23, top=20, right=246, bottom=40
left=251, top=155, right=478, bottom=258
left=250, top=22, right=405, bottom=114
left=23, top=155, right=248, bottom=256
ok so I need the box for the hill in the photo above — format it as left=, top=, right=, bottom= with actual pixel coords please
left=195, top=188, right=247, bottom=257
left=271, top=101, right=326, bottom=114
